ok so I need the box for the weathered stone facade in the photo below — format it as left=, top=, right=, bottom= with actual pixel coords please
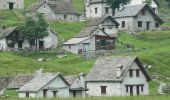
left=0, top=0, right=24, bottom=10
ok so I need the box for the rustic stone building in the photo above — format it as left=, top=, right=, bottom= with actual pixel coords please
left=0, top=0, right=24, bottom=10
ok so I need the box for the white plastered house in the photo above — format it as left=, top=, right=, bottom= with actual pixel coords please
left=63, top=16, right=119, bottom=54
left=86, top=56, right=151, bottom=96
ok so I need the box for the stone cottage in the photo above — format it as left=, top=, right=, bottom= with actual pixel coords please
left=26, top=0, right=79, bottom=22
left=0, top=27, right=58, bottom=51
left=63, top=16, right=119, bottom=54
left=18, top=73, right=70, bottom=98
left=84, top=0, right=112, bottom=19
left=0, top=0, right=24, bottom=10
left=86, top=56, right=151, bottom=96
left=113, top=4, right=163, bottom=32
left=64, top=73, right=87, bottom=97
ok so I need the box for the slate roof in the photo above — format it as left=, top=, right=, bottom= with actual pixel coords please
left=26, top=0, right=78, bottom=14
left=75, top=26, right=98, bottom=38
left=63, top=37, right=90, bottom=45
left=7, top=75, right=34, bottom=89
left=18, top=73, right=69, bottom=93
left=88, top=16, right=119, bottom=27
left=0, top=27, right=17, bottom=39
left=64, top=75, right=78, bottom=85
left=114, top=4, right=163, bottom=24
left=86, top=56, right=151, bottom=82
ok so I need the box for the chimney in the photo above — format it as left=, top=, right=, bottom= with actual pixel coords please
left=79, top=73, right=85, bottom=87
left=116, top=65, right=123, bottom=78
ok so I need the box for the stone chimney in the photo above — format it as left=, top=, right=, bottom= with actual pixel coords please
left=116, top=65, right=123, bottom=78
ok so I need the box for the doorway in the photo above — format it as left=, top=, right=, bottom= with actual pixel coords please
left=130, top=86, right=134, bottom=96
left=83, top=43, right=90, bottom=52
left=9, top=2, right=14, bottom=10
left=73, top=91, right=76, bottom=97
left=146, top=22, right=150, bottom=30
left=39, top=41, right=44, bottom=50
left=18, top=41, right=23, bottom=49
left=136, top=85, right=140, bottom=95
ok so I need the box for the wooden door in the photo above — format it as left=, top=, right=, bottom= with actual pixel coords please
left=9, top=3, right=14, bottom=10
left=130, top=86, right=134, bottom=96
left=146, top=22, right=150, bottom=30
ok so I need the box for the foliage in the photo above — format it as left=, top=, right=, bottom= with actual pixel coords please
left=18, top=14, right=49, bottom=50
left=107, top=0, right=130, bottom=9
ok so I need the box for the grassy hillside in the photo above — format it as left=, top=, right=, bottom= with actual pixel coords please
left=0, top=51, right=94, bottom=76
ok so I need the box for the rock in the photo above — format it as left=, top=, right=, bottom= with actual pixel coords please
left=37, top=58, right=44, bottom=62
left=57, top=55, right=67, bottom=59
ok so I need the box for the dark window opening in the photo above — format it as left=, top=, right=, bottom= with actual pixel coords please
left=43, top=89, right=48, bottom=98
left=52, top=91, right=57, bottom=98
left=100, top=40, right=106, bottom=46
left=64, top=15, right=67, bottom=20
left=105, top=7, right=109, bottom=14
left=138, top=21, right=143, bottom=27
left=155, top=23, right=159, bottom=28
left=95, top=8, right=98, bottom=14
left=136, top=69, right=140, bottom=77
left=126, top=85, right=128, bottom=93
left=9, top=2, right=14, bottom=10
left=129, top=69, right=133, bottom=77
left=26, top=93, right=29, bottom=98
left=101, top=86, right=107, bottom=94
left=102, top=28, right=105, bottom=32
left=141, top=85, right=144, bottom=92
left=141, top=9, right=146, bottom=15
left=69, top=45, right=71, bottom=49
left=122, top=21, right=125, bottom=28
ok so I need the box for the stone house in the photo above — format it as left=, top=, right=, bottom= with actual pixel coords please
left=114, top=4, right=163, bottom=32
left=64, top=73, right=87, bottom=97
left=0, top=0, right=24, bottom=10
left=18, top=73, right=70, bottom=98
left=26, top=0, right=79, bottom=22
left=129, top=0, right=159, bottom=14
left=86, top=56, right=151, bottom=96
left=0, top=27, right=58, bottom=51
left=63, top=16, right=119, bottom=54
left=84, top=0, right=112, bottom=19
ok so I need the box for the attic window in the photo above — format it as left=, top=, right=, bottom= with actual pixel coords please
left=141, top=10, right=146, bottom=15
left=136, top=69, right=140, bottom=77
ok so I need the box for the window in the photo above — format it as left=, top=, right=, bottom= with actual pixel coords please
left=125, top=85, right=128, bottom=93
left=69, top=45, right=71, bottom=49
left=102, top=28, right=105, bottom=32
left=95, top=8, right=98, bottom=14
left=100, top=86, right=107, bottom=94
left=105, top=7, right=109, bottom=14
left=141, top=85, right=144, bottom=92
left=141, top=9, right=146, bottom=15
left=155, top=23, right=159, bottom=28
left=136, top=69, right=140, bottom=77
left=138, top=21, right=143, bottom=27
left=26, top=93, right=29, bottom=98
left=129, top=69, right=133, bottom=77
left=100, top=40, right=106, bottom=46
left=122, top=21, right=125, bottom=28
left=52, top=91, right=57, bottom=98
left=64, top=15, right=67, bottom=20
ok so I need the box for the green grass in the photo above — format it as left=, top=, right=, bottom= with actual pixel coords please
left=72, top=0, right=84, bottom=14
left=0, top=51, right=94, bottom=76
left=50, top=21, right=87, bottom=40
left=1, top=96, right=170, bottom=100
left=117, top=31, right=170, bottom=78
left=24, top=0, right=38, bottom=9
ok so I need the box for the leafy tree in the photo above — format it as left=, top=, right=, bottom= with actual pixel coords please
left=19, top=14, right=49, bottom=51
left=107, top=0, right=130, bottom=10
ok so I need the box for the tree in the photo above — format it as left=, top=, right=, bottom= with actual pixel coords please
left=107, top=0, right=130, bottom=10
left=19, top=14, right=49, bottom=51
